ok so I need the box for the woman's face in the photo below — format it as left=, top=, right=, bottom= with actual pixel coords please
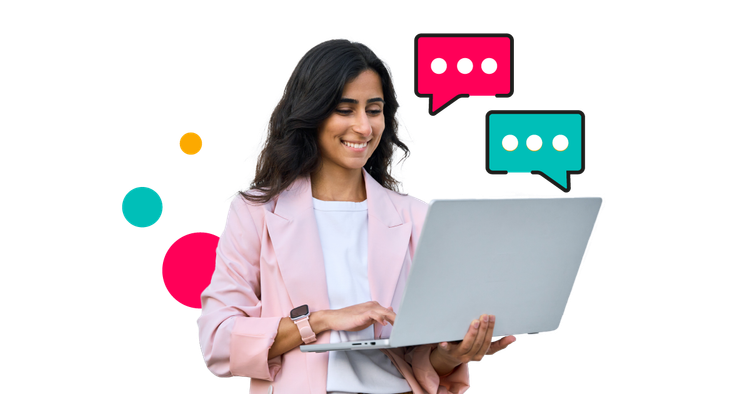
left=317, top=69, right=385, bottom=174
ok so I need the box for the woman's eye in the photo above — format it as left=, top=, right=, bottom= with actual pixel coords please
left=335, top=108, right=381, bottom=115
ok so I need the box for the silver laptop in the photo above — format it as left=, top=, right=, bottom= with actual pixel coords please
left=300, top=198, right=602, bottom=353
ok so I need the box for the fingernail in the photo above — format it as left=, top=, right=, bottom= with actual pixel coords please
left=483, top=315, right=489, bottom=322
left=441, top=342, right=448, bottom=348
left=473, top=320, right=480, bottom=328
left=490, top=315, right=495, bottom=323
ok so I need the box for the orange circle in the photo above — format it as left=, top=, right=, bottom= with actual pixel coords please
left=180, top=133, right=202, bottom=155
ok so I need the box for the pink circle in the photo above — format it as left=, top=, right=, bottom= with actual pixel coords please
left=162, top=232, right=220, bottom=308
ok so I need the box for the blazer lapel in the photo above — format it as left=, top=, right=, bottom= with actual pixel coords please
left=364, top=170, right=412, bottom=326
left=265, top=177, right=331, bottom=314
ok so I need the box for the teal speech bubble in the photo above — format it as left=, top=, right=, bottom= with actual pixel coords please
left=486, top=110, right=584, bottom=192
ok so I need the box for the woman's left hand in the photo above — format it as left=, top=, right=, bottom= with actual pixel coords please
left=430, top=314, right=516, bottom=374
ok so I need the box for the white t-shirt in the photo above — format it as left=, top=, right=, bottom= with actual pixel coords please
left=312, top=198, right=412, bottom=394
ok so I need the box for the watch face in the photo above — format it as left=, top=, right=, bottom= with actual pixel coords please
left=290, top=304, right=309, bottom=319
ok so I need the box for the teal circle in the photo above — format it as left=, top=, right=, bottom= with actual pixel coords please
left=122, top=187, right=163, bottom=227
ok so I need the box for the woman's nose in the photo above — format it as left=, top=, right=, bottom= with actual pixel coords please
left=352, top=111, right=373, bottom=137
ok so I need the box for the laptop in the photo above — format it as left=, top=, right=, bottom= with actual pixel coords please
left=300, top=197, right=602, bottom=353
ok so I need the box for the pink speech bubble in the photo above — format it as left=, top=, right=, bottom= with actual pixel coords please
left=415, top=34, right=513, bottom=115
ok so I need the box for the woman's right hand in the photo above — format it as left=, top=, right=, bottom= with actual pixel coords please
left=323, top=301, right=397, bottom=332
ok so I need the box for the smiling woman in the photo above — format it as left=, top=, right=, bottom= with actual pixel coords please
left=241, top=40, right=408, bottom=205
left=197, top=39, right=512, bottom=394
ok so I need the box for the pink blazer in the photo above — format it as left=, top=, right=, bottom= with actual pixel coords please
left=198, top=169, right=469, bottom=394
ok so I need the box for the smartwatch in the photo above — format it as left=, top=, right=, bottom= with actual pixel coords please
left=290, top=304, right=316, bottom=344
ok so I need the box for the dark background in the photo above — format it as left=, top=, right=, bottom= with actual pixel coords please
left=108, top=26, right=626, bottom=393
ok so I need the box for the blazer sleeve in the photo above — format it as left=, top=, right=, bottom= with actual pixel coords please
left=197, top=195, right=283, bottom=380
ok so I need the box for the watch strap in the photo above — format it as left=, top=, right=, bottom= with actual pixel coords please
left=293, top=315, right=316, bottom=344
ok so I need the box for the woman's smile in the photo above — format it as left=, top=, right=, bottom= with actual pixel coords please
left=341, top=139, right=370, bottom=151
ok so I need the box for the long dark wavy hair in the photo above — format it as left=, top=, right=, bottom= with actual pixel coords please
left=240, top=39, right=409, bottom=204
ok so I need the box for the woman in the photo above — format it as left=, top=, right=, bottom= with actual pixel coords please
left=198, top=39, right=515, bottom=394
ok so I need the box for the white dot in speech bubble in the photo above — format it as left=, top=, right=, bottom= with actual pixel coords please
left=526, top=135, right=543, bottom=151
left=553, top=135, right=569, bottom=151
left=502, top=135, right=518, bottom=151
left=481, top=58, right=497, bottom=74
left=431, top=58, right=447, bottom=74
left=457, top=58, right=473, bottom=74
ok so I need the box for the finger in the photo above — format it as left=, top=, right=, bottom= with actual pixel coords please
left=440, top=340, right=461, bottom=351
left=479, top=315, right=496, bottom=355
left=487, top=340, right=506, bottom=356
left=366, top=310, right=387, bottom=326
left=494, top=336, right=516, bottom=352
left=384, top=309, right=397, bottom=325
left=455, top=318, right=482, bottom=356
left=486, top=335, right=516, bottom=355
left=380, top=309, right=398, bottom=326
left=371, top=303, right=395, bottom=324
left=485, top=315, right=495, bottom=350
left=372, top=307, right=396, bottom=326
left=466, top=315, right=488, bottom=356
left=467, top=315, right=491, bottom=360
